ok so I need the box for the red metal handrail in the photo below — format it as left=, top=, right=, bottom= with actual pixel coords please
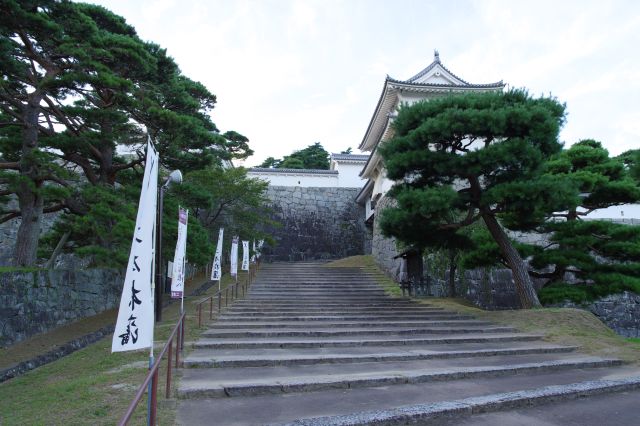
left=195, top=266, right=258, bottom=327
left=119, top=260, right=259, bottom=425
left=118, top=311, right=185, bottom=426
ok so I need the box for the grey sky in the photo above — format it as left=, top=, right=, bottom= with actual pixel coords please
left=88, top=0, right=640, bottom=166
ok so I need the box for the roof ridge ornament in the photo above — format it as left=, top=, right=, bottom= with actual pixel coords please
left=434, top=49, right=440, bottom=63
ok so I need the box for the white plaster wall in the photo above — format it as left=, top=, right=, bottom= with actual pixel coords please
left=371, top=170, right=394, bottom=199
left=336, top=163, right=367, bottom=188
left=248, top=171, right=339, bottom=187
left=584, top=204, right=640, bottom=220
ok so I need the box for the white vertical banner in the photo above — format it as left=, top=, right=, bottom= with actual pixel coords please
left=230, top=236, right=239, bottom=277
left=211, top=228, right=224, bottom=281
left=171, top=208, right=188, bottom=299
left=251, top=240, right=256, bottom=262
left=241, top=240, right=249, bottom=271
left=257, top=239, right=264, bottom=259
left=112, top=141, right=158, bottom=353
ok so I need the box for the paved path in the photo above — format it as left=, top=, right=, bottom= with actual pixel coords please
left=177, top=263, right=640, bottom=425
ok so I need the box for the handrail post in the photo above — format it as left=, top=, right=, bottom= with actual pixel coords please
left=218, top=292, right=221, bottom=312
left=150, top=369, right=159, bottom=426
left=166, top=336, right=173, bottom=398
left=180, top=317, right=185, bottom=350
left=225, top=287, right=229, bottom=306
left=175, top=328, right=180, bottom=368
left=197, top=304, right=202, bottom=328
left=209, top=296, right=213, bottom=320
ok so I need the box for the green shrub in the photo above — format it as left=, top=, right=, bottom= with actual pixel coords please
left=539, top=275, right=640, bottom=305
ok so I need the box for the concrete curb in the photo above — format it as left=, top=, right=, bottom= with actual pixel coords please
left=0, top=324, right=115, bottom=383
left=277, top=376, right=640, bottom=425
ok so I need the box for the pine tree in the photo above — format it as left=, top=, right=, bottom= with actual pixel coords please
left=379, top=89, right=572, bottom=309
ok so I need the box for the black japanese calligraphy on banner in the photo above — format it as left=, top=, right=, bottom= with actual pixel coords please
left=211, top=228, right=224, bottom=281
left=171, top=208, right=188, bottom=299
left=112, top=141, right=158, bottom=353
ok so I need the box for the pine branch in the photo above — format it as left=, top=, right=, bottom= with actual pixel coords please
left=0, top=162, right=20, bottom=170
left=0, top=210, right=20, bottom=223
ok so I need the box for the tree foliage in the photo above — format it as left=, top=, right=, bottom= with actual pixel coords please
left=1, top=1, right=253, bottom=266
left=256, top=142, right=330, bottom=169
left=170, top=167, right=276, bottom=252
left=41, top=167, right=273, bottom=268
left=442, top=139, right=640, bottom=304
left=379, top=89, right=570, bottom=308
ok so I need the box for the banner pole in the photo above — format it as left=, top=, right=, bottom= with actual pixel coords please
left=148, top=202, right=157, bottom=426
left=181, top=210, right=188, bottom=315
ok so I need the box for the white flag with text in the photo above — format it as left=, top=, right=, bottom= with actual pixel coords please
left=230, top=236, right=239, bottom=277
left=171, top=208, right=188, bottom=298
left=241, top=240, right=249, bottom=271
left=112, top=141, right=158, bottom=353
left=211, top=228, right=223, bottom=281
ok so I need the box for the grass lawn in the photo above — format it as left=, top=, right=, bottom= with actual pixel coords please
left=0, top=270, right=252, bottom=426
left=326, top=255, right=640, bottom=365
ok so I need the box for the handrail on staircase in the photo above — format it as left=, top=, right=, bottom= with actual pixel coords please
left=118, top=259, right=259, bottom=425
left=195, top=261, right=259, bottom=327
left=118, top=310, right=185, bottom=426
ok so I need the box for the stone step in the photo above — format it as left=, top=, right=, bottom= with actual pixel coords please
left=177, top=366, right=640, bottom=425
left=253, top=277, right=378, bottom=280
left=207, top=320, right=494, bottom=329
left=215, top=315, right=475, bottom=323
left=231, top=301, right=416, bottom=307
left=254, top=277, right=378, bottom=280
left=252, top=284, right=380, bottom=288
left=225, top=305, right=438, bottom=311
left=442, top=387, right=640, bottom=426
left=224, top=308, right=444, bottom=318
left=200, top=326, right=517, bottom=339
left=249, top=286, right=383, bottom=290
left=216, top=313, right=473, bottom=321
left=193, top=333, right=544, bottom=349
left=178, top=356, right=622, bottom=399
left=248, top=286, right=384, bottom=296
left=241, top=297, right=400, bottom=301
left=184, top=344, right=577, bottom=368
left=244, top=290, right=386, bottom=300
left=216, top=317, right=475, bottom=324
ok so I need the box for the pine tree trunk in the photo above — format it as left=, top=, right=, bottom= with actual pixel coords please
left=44, top=231, right=70, bottom=269
left=14, top=189, right=44, bottom=266
left=481, top=211, right=541, bottom=308
left=13, top=93, right=44, bottom=267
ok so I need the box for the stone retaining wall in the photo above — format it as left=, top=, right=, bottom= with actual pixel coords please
left=371, top=196, right=403, bottom=278
left=262, top=186, right=366, bottom=261
left=556, top=292, right=640, bottom=338
left=370, top=195, right=528, bottom=310
left=0, top=268, right=123, bottom=347
left=424, top=267, right=522, bottom=310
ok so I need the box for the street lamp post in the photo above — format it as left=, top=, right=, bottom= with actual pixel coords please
left=155, top=169, right=182, bottom=322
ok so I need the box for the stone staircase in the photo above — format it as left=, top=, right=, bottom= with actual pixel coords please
left=177, top=263, right=640, bottom=425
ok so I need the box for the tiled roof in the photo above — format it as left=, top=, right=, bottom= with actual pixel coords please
left=330, top=154, right=370, bottom=161
left=248, top=168, right=338, bottom=175
left=386, top=77, right=504, bottom=89
left=389, top=51, right=504, bottom=89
